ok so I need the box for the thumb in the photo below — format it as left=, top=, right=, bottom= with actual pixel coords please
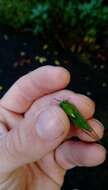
left=0, top=106, right=70, bottom=175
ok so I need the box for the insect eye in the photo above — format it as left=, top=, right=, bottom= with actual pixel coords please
left=71, top=113, right=76, bottom=118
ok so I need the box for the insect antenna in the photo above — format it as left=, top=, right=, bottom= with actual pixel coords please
left=82, top=128, right=100, bottom=141
left=52, top=97, right=65, bottom=104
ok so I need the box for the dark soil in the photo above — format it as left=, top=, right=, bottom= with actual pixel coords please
left=0, top=25, right=108, bottom=190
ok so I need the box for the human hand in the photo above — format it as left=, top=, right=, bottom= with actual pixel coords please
left=0, top=66, right=106, bottom=190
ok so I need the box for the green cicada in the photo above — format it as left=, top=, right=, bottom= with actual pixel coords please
left=59, top=100, right=99, bottom=141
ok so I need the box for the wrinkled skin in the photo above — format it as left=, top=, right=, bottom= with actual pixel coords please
left=0, top=66, right=106, bottom=190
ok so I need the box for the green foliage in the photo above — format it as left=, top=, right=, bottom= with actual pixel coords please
left=0, top=0, right=34, bottom=27
left=0, top=0, right=108, bottom=50
left=30, top=3, right=51, bottom=33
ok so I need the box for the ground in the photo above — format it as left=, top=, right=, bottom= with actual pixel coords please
left=0, top=25, right=108, bottom=190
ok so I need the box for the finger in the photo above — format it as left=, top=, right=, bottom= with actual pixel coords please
left=26, top=90, right=95, bottom=120
left=67, top=118, right=104, bottom=142
left=0, top=105, right=70, bottom=175
left=0, top=90, right=95, bottom=132
left=0, top=66, right=70, bottom=113
left=55, top=141, right=106, bottom=170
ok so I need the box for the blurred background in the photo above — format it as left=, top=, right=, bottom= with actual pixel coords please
left=0, top=0, right=108, bottom=189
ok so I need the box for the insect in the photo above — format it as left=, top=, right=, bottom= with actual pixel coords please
left=59, top=100, right=99, bottom=141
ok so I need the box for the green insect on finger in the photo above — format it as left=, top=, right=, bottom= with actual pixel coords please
left=59, top=100, right=99, bottom=141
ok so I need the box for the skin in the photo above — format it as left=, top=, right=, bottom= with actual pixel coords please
left=0, top=66, right=106, bottom=190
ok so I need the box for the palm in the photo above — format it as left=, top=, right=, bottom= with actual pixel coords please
left=8, top=152, right=63, bottom=190
left=0, top=100, right=65, bottom=190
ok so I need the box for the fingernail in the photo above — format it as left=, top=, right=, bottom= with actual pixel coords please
left=36, top=106, right=67, bottom=140
left=94, top=119, right=104, bottom=128
left=93, top=119, right=104, bottom=139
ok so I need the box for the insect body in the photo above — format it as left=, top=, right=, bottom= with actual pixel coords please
left=59, top=100, right=99, bottom=141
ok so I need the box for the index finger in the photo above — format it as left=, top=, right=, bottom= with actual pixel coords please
left=0, top=66, right=70, bottom=113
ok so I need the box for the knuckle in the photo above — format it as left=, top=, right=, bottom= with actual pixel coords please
left=81, top=94, right=95, bottom=109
